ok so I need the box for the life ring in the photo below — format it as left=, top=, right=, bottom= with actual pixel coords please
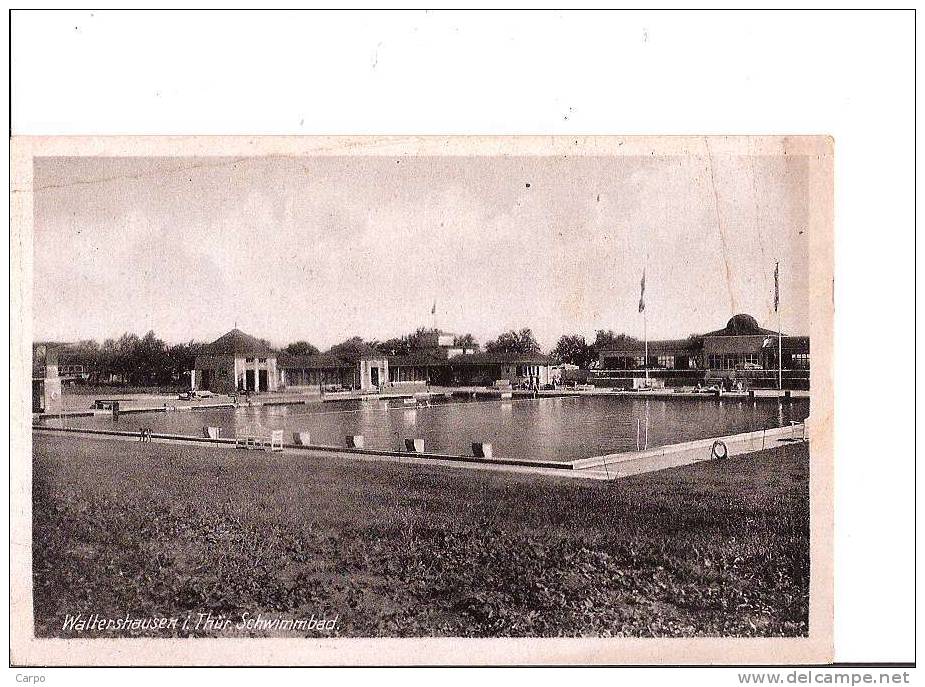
left=711, top=440, right=728, bottom=460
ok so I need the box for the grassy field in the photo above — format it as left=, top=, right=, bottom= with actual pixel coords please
left=32, top=434, right=809, bottom=638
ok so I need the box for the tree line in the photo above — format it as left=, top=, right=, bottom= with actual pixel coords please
left=40, top=332, right=205, bottom=387
left=41, top=327, right=644, bottom=386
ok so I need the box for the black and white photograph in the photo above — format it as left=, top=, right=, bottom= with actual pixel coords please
left=9, top=8, right=915, bottom=677
left=12, top=135, right=833, bottom=664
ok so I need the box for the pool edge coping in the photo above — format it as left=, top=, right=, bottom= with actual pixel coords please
left=31, top=421, right=807, bottom=475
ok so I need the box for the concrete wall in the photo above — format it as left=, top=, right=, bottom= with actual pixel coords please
left=32, top=377, right=62, bottom=414
left=572, top=423, right=806, bottom=473
left=358, top=358, right=389, bottom=391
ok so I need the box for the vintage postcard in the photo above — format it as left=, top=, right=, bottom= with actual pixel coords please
left=10, top=135, right=833, bottom=665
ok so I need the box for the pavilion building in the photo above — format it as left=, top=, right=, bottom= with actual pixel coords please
left=192, top=328, right=280, bottom=393
left=595, top=313, right=810, bottom=390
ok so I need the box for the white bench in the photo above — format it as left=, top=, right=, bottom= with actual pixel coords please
left=236, top=427, right=284, bottom=452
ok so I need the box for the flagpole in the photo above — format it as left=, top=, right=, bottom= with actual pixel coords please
left=776, top=261, right=782, bottom=392
left=639, top=265, right=649, bottom=387
left=778, top=302, right=782, bottom=392
left=645, top=258, right=649, bottom=387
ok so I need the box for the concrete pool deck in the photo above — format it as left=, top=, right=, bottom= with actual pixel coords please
left=39, top=385, right=809, bottom=422
left=31, top=420, right=807, bottom=482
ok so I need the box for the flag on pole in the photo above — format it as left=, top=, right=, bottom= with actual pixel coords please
left=774, top=261, right=780, bottom=313
left=638, top=270, right=646, bottom=313
left=431, top=301, right=436, bottom=316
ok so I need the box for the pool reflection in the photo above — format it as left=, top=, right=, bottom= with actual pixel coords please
left=64, top=394, right=809, bottom=463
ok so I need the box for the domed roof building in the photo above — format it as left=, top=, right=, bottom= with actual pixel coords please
left=703, top=314, right=778, bottom=337
left=193, top=328, right=279, bottom=394
left=596, top=313, right=810, bottom=391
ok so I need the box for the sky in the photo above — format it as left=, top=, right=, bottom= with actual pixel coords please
left=32, top=152, right=810, bottom=350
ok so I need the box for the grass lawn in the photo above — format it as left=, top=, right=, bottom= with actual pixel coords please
left=32, top=434, right=809, bottom=638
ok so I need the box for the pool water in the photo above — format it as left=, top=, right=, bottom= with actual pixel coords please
left=58, top=395, right=810, bottom=463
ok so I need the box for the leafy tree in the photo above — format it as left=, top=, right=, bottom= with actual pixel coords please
left=552, top=334, right=593, bottom=368
left=58, top=332, right=203, bottom=386
left=283, top=341, right=320, bottom=356
left=165, top=340, right=204, bottom=384
left=377, top=337, right=410, bottom=356
left=484, top=328, right=542, bottom=356
left=138, top=330, right=169, bottom=384
left=407, top=327, right=440, bottom=349
left=327, top=336, right=378, bottom=360
left=591, top=330, right=642, bottom=356
left=70, top=339, right=102, bottom=376
left=99, top=338, right=118, bottom=382
left=113, top=332, right=142, bottom=384
left=375, top=327, right=446, bottom=356
left=453, top=333, right=478, bottom=348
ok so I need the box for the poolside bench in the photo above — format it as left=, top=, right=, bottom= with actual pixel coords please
left=93, top=399, right=126, bottom=410
left=235, top=428, right=256, bottom=450
left=404, top=438, right=425, bottom=453
left=265, top=429, right=284, bottom=452
left=472, top=442, right=493, bottom=458
left=235, top=427, right=284, bottom=452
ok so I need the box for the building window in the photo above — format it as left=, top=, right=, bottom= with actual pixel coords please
left=259, top=357, right=267, bottom=363
left=245, top=357, right=254, bottom=363
left=792, top=353, right=810, bottom=369
left=657, top=355, right=675, bottom=369
left=708, top=354, right=740, bottom=370
left=743, top=354, right=760, bottom=366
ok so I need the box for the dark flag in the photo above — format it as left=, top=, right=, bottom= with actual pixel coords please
left=774, top=262, right=780, bottom=313
left=431, top=301, right=436, bottom=315
left=638, top=270, right=646, bottom=313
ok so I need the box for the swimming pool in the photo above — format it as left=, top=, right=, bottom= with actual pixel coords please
left=56, top=394, right=810, bottom=463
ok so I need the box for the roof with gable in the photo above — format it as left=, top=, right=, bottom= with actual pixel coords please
left=703, top=314, right=780, bottom=338
left=200, top=329, right=274, bottom=356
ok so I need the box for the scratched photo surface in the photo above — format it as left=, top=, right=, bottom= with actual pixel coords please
left=32, top=154, right=809, bottom=347
left=19, top=138, right=829, bottom=664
